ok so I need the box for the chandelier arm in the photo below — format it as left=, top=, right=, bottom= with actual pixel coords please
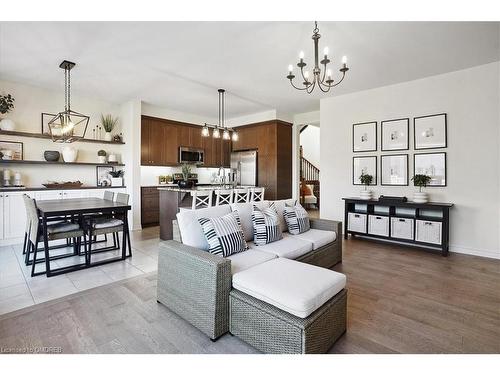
left=317, top=80, right=332, bottom=93
left=289, top=79, right=310, bottom=91
left=306, top=80, right=316, bottom=94
left=320, top=62, right=327, bottom=84
left=330, top=71, right=346, bottom=87
left=299, top=65, right=310, bottom=86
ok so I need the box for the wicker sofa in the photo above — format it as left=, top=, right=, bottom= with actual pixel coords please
left=157, top=199, right=344, bottom=349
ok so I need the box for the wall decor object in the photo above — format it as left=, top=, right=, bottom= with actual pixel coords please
left=96, top=165, right=115, bottom=187
left=0, top=141, right=23, bottom=160
left=353, top=121, right=377, bottom=152
left=381, top=154, right=408, bottom=186
left=414, top=113, right=447, bottom=150
left=43, top=150, right=60, bottom=162
left=381, top=118, right=409, bottom=151
left=414, top=152, right=446, bottom=187
left=353, top=156, right=377, bottom=185
left=61, top=146, right=78, bottom=163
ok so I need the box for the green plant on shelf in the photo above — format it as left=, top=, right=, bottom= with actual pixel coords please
left=109, top=170, right=124, bottom=178
left=359, top=172, right=373, bottom=190
left=97, top=150, right=107, bottom=156
left=411, top=174, right=432, bottom=192
left=0, top=94, right=15, bottom=115
left=101, top=114, right=118, bottom=133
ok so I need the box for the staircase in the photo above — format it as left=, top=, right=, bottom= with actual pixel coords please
left=299, top=145, right=320, bottom=208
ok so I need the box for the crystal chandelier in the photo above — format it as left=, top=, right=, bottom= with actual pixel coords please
left=202, top=89, right=238, bottom=141
left=286, top=22, right=349, bottom=94
left=47, top=60, right=89, bottom=143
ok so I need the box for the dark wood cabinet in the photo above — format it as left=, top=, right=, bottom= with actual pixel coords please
left=141, top=187, right=160, bottom=227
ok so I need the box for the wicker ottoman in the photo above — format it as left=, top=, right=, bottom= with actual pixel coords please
left=229, top=258, right=347, bottom=354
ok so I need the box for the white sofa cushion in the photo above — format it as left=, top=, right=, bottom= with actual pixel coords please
left=284, top=229, right=336, bottom=250
left=265, top=199, right=296, bottom=232
left=227, top=249, right=277, bottom=275
left=232, top=258, right=346, bottom=318
left=230, top=201, right=269, bottom=242
left=177, top=205, right=232, bottom=250
left=248, top=235, right=312, bottom=259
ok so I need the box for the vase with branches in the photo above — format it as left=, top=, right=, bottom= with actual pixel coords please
left=411, top=174, right=432, bottom=203
left=101, top=114, right=118, bottom=141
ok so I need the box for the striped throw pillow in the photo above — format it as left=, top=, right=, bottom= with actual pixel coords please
left=252, top=204, right=283, bottom=246
left=284, top=202, right=310, bottom=235
left=198, top=211, right=248, bottom=257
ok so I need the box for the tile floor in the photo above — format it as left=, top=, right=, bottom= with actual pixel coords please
left=0, top=227, right=160, bottom=315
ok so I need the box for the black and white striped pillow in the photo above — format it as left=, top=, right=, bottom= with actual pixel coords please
left=252, top=204, right=283, bottom=246
left=198, top=211, right=248, bottom=257
left=284, top=202, right=310, bottom=235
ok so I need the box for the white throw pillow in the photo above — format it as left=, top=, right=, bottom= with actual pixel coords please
left=198, top=211, right=248, bottom=257
left=284, top=202, right=310, bottom=235
left=252, top=204, right=283, bottom=246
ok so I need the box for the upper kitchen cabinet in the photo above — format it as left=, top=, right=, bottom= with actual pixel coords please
left=141, top=117, right=169, bottom=166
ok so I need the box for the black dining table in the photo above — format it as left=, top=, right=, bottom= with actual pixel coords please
left=36, top=197, right=132, bottom=277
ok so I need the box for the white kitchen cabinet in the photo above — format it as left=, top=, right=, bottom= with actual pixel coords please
left=36, top=190, right=64, bottom=201
left=0, top=193, right=4, bottom=240
left=62, top=190, right=88, bottom=199
left=368, top=215, right=389, bottom=237
left=3, top=191, right=32, bottom=240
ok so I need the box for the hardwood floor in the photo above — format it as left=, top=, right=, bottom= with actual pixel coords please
left=0, top=235, right=499, bottom=354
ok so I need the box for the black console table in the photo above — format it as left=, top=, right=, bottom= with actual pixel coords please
left=342, top=197, right=453, bottom=256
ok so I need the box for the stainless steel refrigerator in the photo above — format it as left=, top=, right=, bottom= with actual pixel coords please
left=230, top=150, right=257, bottom=186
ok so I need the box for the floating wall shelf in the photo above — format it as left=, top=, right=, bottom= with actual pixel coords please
left=0, top=160, right=125, bottom=167
left=0, top=130, right=125, bottom=145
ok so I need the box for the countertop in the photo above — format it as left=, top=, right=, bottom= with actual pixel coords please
left=157, top=185, right=257, bottom=193
left=0, top=186, right=127, bottom=193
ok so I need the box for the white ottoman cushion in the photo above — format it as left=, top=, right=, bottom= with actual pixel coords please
left=228, top=249, right=277, bottom=275
left=248, top=235, right=312, bottom=259
left=232, top=258, right=346, bottom=318
left=230, top=201, right=269, bottom=241
left=285, top=229, right=336, bottom=250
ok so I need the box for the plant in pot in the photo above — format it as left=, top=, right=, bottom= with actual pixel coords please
left=359, top=172, right=374, bottom=200
left=97, top=149, right=107, bottom=164
left=178, top=164, right=192, bottom=188
left=0, top=94, right=15, bottom=131
left=109, top=170, right=124, bottom=187
left=411, top=174, right=432, bottom=203
left=101, top=114, right=118, bottom=141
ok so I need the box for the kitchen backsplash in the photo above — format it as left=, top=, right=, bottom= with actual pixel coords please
left=140, top=165, right=231, bottom=186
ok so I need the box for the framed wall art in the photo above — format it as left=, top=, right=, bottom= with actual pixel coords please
left=0, top=141, right=24, bottom=160
left=414, top=152, right=447, bottom=187
left=353, top=121, right=377, bottom=152
left=381, top=154, right=408, bottom=186
left=414, top=113, right=447, bottom=150
left=353, top=156, right=377, bottom=185
left=381, top=118, right=409, bottom=151
left=96, top=165, right=115, bottom=187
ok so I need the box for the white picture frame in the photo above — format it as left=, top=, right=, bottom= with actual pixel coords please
left=414, top=113, right=447, bottom=150
left=353, top=122, right=377, bottom=152
left=414, top=152, right=447, bottom=187
left=381, top=118, right=409, bottom=151
left=381, top=154, right=408, bottom=186
left=353, top=156, right=377, bottom=185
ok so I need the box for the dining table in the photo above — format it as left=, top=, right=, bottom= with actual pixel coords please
left=36, top=197, right=132, bottom=277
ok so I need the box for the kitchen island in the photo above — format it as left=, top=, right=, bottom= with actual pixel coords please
left=158, top=185, right=256, bottom=240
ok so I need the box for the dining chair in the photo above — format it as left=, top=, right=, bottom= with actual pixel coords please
left=103, top=190, right=115, bottom=201
left=85, top=192, right=132, bottom=261
left=250, top=187, right=265, bottom=202
left=233, top=188, right=250, bottom=203
left=23, top=195, right=87, bottom=277
left=215, top=189, right=233, bottom=206
left=191, top=190, right=213, bottom=209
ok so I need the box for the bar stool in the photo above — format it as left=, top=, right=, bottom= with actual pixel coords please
left=233, top=188, right=250, bottom=203
left=215, top=189, right=233, bottom=206
left=191, top=190, right=213, bottom=209
left=250, top=187, right=265, bottom=202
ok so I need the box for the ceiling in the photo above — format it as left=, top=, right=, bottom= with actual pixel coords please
left=0, top=22, right=499, bottom=119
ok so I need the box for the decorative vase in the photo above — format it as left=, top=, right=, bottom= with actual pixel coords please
left=107, top=154, right=118, bottom=163
left=413, top=192, right=428, bottom=203
left=62, top=146, right=78, bottom=163
left=44, top=151, right=60, bottom=162
left=98, top=155, right=107, bottom=164
left=360, top=190, right=372, bottom=200
left=0, top=118, right=15, bottom=131
left=104, top=132, right=113, bottom=142
left=110, top=177, right=123, bottom=187
left=178, top=180, right=192, bottom=188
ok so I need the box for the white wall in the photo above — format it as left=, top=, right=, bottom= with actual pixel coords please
left=320, top=62, right=500, bottom=259
left=300, top=125, right=320, bottom=169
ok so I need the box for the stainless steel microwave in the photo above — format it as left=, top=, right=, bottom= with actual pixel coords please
left=179, top=147, right=204, bottom=165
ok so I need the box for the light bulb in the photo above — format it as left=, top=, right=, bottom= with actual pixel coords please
left=304, top=71, right=310, bottom=80
left=201, top=125, right=210, bottom=137
left=299, top=51, right=304, bottom=59
left=342, top=56, right=347, bottom=64
left=288, top=64, right=293, bottom=73
left=327, top=69, right=332, bottom=78
left=231, top=131, right=239, bottom=142
left=323, top=47, right=329, bottom=56
left=223, top=128, right=230, bottom=140
left=213, top=127, right=220, bottom=139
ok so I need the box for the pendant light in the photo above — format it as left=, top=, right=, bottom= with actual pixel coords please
left=202, top=88, right=238, bottom=141
left=47, top=60, right=89, bottom=143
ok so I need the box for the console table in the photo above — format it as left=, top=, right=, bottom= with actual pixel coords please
left=342, top=197, right=453, bottom=256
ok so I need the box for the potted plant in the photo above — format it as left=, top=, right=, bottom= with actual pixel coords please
left=359, top=172, right=374, bottom=200
left=109, top=170, right=124, bottom=187
left=101, top=114, right=118, bottom=141
left=178, top=164, right=192, bottom=188
left=0, top=94, right=15, bottom=131
left=411, top=174, right=432, bottom=203
left=97, top=149, right=107, bottom=164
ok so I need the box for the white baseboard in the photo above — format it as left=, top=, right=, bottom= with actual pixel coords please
left=449, top=244, right=500, bottom=260
left=0, top=237, right=23, bottom=246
